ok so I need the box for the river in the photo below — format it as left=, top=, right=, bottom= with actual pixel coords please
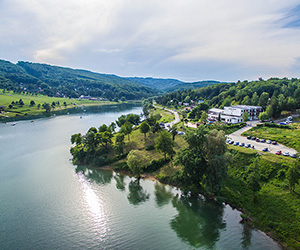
left=0, top=104, right=281, bottom=250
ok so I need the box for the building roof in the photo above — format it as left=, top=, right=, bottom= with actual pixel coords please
left=208, top=108, right=224, bottom=113
left=231, top=105, right=262, bottom=109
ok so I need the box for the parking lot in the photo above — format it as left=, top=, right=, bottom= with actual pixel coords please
left=226, top=121, right=298, bottom=156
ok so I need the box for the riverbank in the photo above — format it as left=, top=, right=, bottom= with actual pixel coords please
left=0, top=90, right=141, bottom=122
left=70, top=105, right=300, bottom=249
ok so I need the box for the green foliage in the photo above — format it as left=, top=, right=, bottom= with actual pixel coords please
left=156, top=78, right=300, bottom=118
left=120, top=121, right=133, bottom=141
left=127, top=150, right=149, bottom=178
left=155, top=130, right=175, bottom=160
left=0, top=59, right=158, bottom=99
left=139, top=121, right=150, bottom=138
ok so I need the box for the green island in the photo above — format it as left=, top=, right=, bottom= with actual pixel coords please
left=70, top=98, right=300, bottom=250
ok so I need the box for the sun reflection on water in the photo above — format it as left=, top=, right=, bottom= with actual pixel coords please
left=77, top=172, right=109, bottom=240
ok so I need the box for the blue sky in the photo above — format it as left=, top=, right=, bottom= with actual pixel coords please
left=1, top=0, right=300, bottom=82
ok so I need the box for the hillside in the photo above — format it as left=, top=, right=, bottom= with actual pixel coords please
left=0, top=60, right=159, bottom=100
left=156, top=78, right=300, bottom=119
left=127, top=76, right=221, bottom=92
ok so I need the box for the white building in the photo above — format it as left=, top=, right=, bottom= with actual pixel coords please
left=224, top=105, right=262, bottom=120
left=208, top=105, right=262, bottom=123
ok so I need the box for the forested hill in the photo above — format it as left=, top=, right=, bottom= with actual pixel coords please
left=0, top=60, right=159, bottom=100
left=127, top=76, right=221, bottom=92
left=156, top=78, right=300, bottom=118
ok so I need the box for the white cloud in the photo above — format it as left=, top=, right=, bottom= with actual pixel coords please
left=0, top=0, right=300, bottom=80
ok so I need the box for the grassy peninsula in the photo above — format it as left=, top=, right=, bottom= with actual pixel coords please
left=70, top=101, right=300, bottom=249
left=0, top=89, right=120, bottom=121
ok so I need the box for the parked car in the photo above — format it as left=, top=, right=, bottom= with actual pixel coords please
left=275, top=150, right=282, bottom=155
left=247, top=136, right=251, bottom=139
left=226, top=139, right=231, bottom=143
left=229, top=140, right=234, bottom=144
left=260, top=139, right=266, bottom=143
left=291, top=153, right=297, bottom=158
left=245, top=144, right=251, bottom=148
left=262, top=147, right=268, bottom=152
left=266, top=140, right=271, bottom=144
left=178, top=131, right=185, bottom=135
left=256, top=138, right=260, bottom=142
left=272, top=141, right=277, bottom=145
left=233, top=142, right=239, bottom=146
left=283, top=152, right=290, bottom=156
left=239, top=142, right=245, bottom=147
left=251, top=136, right=256, bottom=140
left=280, top=122, right=287, bottom=125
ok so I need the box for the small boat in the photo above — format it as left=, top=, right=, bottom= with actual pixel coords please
left=31, top=120, right=34, bottom=123
left=11, top=122, right=16, bottom=126
left=80, top=116, right=82, bottom=119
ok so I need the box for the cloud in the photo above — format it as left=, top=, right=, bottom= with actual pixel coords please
left=1, top=0, right=300, bottom=80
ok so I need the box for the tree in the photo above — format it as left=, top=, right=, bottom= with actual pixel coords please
left=19, top=99, right=24, bottom=106
left=251, top=92, right=259, bottom=106
left=70, top=133, right=82, bottom=145
left=247, top=172, right=261, bottom=195
left=108, top=122, right=116, bottom=133
left=286, top=162, right=300, bottom=193
left=175, top=127, right=208, bottom=191
left=200, top=111, right=208, bottom=124
left=151, top=122, right=161, bottom=133
left=204, top=129, right=230, bottom=194
left=43, top=103, right=51, bottom=113
left=30, top=100, right=35, bottom=106
left=259, top=111, right=269, bottom=121
left=259, top=92, right=269, bottom=110
left=242, top=111, right=249, bottom=122
left=114, top=133, right=125, bottom=155
left=120, top=121, right=133, bottom=141
left=127, top=150, right=149, bottom=178
left=98, top=124, right=108, bottom=132
left=155, top=130, right=175, bottom=160
left=143, top=107, right=150, bottom=118
left=139, top=121, right=150, bottom=138
left=170, top=125, right=178, bottom=140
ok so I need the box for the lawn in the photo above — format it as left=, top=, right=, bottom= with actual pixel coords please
left=223, top=145, right=300, bottom=249
left=0, top=89, right=116, bottom=120
left=152, top=107, right=175, bottom=123
left=242, top=123, right=300, bottom=152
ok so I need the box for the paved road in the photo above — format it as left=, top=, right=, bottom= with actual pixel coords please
left=155, top=106, right=180, bottom=128
left=226, top=120, right=298, bottom=155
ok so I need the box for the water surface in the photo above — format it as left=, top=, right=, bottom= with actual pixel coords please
left=0, top=104, right=281, bottom=249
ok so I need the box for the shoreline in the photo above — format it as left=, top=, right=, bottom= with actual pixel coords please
left=97, top=164, right=285, bottom=249
left=0, top=101, right=141, bottom=123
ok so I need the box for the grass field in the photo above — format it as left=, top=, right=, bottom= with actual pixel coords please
left=0, top=89, right=116, bottom=121
left=223, top=145, right=300, bottom=249
left=242, top=123, right=300, bottom=152
left=152, top=107, right=175, bottom=123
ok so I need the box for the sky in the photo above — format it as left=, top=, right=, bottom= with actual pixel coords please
left=1, top=0, right=300, bottom=82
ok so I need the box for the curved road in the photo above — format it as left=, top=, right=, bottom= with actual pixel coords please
left=227, top=121, right=298, bottom=155
left=155, top=106, right=180, bottom=128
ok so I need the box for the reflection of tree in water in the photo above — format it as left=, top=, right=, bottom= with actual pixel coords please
left=241, top=222, right=253, bottom=249
left=154, top=182, right=173, bottom=208
left=75, top=165, right=113, bottom=185
left=170, top=194, right=226, bottom=249
left=114, top=173, right=126, bottom=191
left=127, top=180, right=150, bottom=206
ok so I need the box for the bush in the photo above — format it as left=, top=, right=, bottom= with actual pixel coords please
left=145, top=144, right=155, bottom=151
left=144, top=158, right=170, bottom=173
left=113, top=161, right=130, bottom=171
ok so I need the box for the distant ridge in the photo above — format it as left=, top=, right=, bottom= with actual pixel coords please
left=0, top=59, right=223, bottom=99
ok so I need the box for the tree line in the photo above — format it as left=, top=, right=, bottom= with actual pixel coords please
left=156, top=78, right=300, bottom=120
